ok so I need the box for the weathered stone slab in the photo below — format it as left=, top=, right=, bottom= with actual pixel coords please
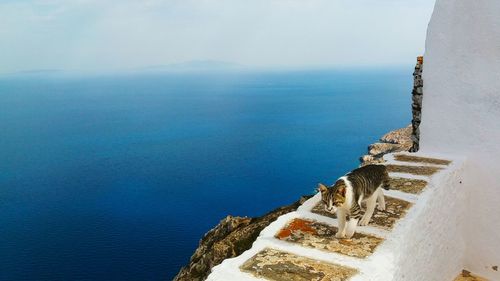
left=393, top=154, right=451, bottom=165
left=275, top=218, right=383, bottom=258
left=240, top=248, right=358, bottom=281
left=389, top=177, right=428, bottom=194
left=454, top=270, right=488, bottom=281
left=312, top=196, right=412, bottom=230
left=386, top=164, right=441, bottom=176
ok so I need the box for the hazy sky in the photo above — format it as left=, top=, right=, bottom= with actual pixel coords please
left=0, top=0, right=436, bottom=73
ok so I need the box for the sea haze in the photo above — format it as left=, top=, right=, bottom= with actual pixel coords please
left=0, top=68, right=412, bottom=281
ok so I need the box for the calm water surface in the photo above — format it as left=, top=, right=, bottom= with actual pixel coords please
left=0, top=69, right=411, bottom=280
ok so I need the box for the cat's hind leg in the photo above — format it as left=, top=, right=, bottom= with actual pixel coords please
left=357, top=194, right=365, bottom=212
left=377, top=188, right=386, bottom=211
left=346, top=201, right=362, bottom=238
left=359, top=192, right=377, bottom=226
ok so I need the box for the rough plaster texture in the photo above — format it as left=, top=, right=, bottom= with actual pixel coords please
left=420, top=0, right=500, bottom=279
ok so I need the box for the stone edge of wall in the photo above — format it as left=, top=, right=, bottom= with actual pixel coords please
left=410, top=56, right=423, bottom=152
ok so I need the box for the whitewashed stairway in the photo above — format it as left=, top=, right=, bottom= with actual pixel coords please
left=207, top=152, right=466, bottom=281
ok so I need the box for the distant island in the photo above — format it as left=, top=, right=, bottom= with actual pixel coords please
left=139, top=60, right=243, bottom=72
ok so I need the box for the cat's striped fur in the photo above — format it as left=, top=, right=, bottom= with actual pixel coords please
left=318, top=164, right=390, bottom=239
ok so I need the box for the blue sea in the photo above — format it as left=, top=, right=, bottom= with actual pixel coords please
left=0, top=68, right=411, bottom=281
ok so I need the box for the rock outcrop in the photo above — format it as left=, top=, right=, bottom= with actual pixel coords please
left=359, top=56, right=422, bottom=164
left=173, top=196, right=311, bottom=281
left=360, top=125, right=413, bottom=165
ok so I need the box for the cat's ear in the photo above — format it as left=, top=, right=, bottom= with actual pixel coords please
left=317, top=183, right=328, bottom=193
left=337, top=186, right=346, bottom=197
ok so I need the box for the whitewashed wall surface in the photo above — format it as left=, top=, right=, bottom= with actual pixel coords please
left=420, top=0, right=500, bottom=279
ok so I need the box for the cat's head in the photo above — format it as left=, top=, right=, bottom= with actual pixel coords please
left=317, top=181, right=347, bottom=213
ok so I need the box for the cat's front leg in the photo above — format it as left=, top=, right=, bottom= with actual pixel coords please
left=335, top=208, right=347, bottom=239
left=345, top=218, right=359, bottom=239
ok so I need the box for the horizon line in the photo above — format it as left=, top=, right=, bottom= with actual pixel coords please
left=0, top=62, right=416, bottom=77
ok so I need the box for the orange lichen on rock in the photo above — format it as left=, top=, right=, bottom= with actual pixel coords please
left=276, top=229, right=292, bottom=239
left=276, top=218, right=316, bottom=239
left=275, top=218, right=383, bottom=258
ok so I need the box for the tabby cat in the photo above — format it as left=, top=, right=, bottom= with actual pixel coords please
left=318, top=164, right=390, bottom=239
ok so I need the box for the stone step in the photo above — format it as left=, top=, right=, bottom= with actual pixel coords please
left=392, top=154, right=451, bottom=166
left=311, top=196, right=412, bottom=231
left=275, top=218, right=383, bottom=258
left=386, top=164, right=442, bottom=176
left=240, top=248, right=358, bottom=281
left=389, top=177, right=428, bottom=194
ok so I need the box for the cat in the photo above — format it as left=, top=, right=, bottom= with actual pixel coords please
left=318, top=164, right=390, bottom=239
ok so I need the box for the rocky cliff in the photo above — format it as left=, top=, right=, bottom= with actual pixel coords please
left=359, top=125, right=413, bottom=165
left=173, top=196, right=311, bottom=281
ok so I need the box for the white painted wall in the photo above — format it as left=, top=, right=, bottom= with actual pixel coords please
left=390, top=156, right=467, bottom=281
left=420, top=0, right=500, bottom=279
